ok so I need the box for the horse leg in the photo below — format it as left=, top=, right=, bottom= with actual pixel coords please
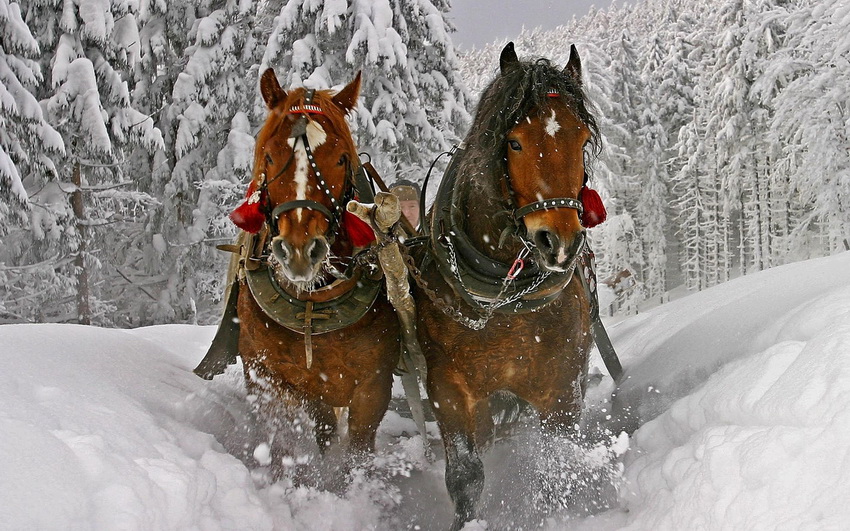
left=474, top=397, right=495, bottom=451
left=536, top=372, right=587, bottom=437
left=429, top=375, right=484, bottom=530
left=242, top=362, right=315, bottom=480
left=304, top=399, right=338, bottom=454
left=347, top=373, right=392, bottom=456
left=531, top=385, right=587, bottom=509
left=539, top=402, right=581, bottom=437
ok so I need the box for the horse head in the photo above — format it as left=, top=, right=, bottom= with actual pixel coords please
left=253, top=68, right=361, bottom=288
left=497, top=42, right=599, bottom=273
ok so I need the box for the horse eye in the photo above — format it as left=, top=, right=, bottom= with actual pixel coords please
left=265, top=153, right=273, bottom=165
left=508, top=140, right=522, bottom=151
left=338, top=154, right=348, bottom=166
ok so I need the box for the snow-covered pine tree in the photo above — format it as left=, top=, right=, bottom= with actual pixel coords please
left=129, top=0, right=260, bottom=324
left=666, top=7, right=731, bottom=291
left=97, top=0, right=196, bottom=325
left=772, top=0, right=850, bottom=255
left=632, top=32, right=669, bottom=301
left=262, top=0, right=469, bottom=183
left=593, top=211, right=645, bottom=315
left=672, top=117, right=706, bottom=291
left=633, top=112, right=668, bottom=300
left=739, top=0, right=797, bottom=270
left=596, top=30, right=648, bottom=302
left=12, top=0, right=162, bottom=324
left=0, top=0, right=65, bottom=323
left=0, top=0, right=62, bottom=233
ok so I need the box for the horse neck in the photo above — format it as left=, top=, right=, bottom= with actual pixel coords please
left=454, top=167, right=525, bottom=265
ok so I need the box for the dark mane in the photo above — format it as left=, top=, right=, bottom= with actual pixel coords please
left=458, top=58, right=600, bottom=196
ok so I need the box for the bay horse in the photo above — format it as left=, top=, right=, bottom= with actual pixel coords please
left=414, top=43, right=600, bottom=528
left=224, top=69, right=400, bottom=473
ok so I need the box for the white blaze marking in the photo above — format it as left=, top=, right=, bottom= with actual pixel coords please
left=545, top=109, right=561, bottom=137
left=286, top=120, right=327, bottom=221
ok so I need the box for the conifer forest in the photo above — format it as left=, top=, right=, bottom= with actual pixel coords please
left=1, top=0, right=848, bottom=325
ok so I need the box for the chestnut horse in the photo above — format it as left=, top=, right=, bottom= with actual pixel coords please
left=233, top=69, right=399, bottom=470
left=414, top=43, right=600, bottom=528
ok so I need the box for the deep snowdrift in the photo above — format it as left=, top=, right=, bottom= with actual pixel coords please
left=1, top=252, right=849, bottom=530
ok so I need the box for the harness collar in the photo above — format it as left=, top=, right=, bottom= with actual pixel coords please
left=428, top=146, right=579, bottom=314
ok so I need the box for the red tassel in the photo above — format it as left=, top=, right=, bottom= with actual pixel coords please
left=230, top=180, right=266, bottom=233
left=580, top=186, right=607, bottom=228
left=343, top=210, right=376, bottom=247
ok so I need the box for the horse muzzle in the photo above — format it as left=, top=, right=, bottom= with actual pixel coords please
left=531, top=229, right=585, bottom=273
left=271, top=235, right=330, bottom=284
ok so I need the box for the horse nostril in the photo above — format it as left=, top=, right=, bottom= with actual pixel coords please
left=308, top=238, right=329, bottom=263
left=272, top=238, right=289, bottom=262
left=534, top=230, right=559, bottom=253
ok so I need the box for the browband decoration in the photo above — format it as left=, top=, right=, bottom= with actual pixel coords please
left=289, top=104, right=324, bottom=115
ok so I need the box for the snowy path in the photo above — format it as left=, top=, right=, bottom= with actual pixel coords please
left=2, top=252, right=850, bottom=530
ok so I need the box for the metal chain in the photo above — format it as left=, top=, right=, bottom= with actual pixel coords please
left=400, top=237, right=551, bottom=331
left=444, top=234, right=552, bottom=312
left=400, top=244, right=491, bottom=330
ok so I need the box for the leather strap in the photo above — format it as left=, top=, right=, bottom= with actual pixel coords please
left=272, top=199, right=334, bottom=221
left=514, top=196, right=583, bottom=219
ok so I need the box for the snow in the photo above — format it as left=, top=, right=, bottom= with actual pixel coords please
left=3, top=252, right=850, bottom=529
left=48, top=55, right=113, bottom=155
left=610, top=251, right=850, bottom=430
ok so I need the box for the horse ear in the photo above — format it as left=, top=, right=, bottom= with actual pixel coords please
left=500, top=42, right=519, bottom=73
left=260, top=68, right=286, bottom=109
left=332, top=71, right=362, bottom=113
left=564, top=44, right=582, bottom=85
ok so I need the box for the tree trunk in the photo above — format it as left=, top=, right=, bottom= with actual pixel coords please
left=71, top=160, right=91, bottom=325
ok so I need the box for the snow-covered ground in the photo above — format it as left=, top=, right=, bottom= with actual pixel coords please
left=2, top=252, right=850, bottom=530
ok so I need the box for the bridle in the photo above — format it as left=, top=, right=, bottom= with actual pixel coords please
left=256, top=89, right=354, bottom=244
left=500, top=90, right=586, bottom=250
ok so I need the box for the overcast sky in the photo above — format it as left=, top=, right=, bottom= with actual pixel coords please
left=448, top=0, right=619, bottom=49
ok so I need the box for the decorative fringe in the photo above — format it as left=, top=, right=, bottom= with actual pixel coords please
left=343, top=210, right=376, bottom=247
left=230, top=180, right=266, bottom=233
left=580, top=186, right=607, bottom=228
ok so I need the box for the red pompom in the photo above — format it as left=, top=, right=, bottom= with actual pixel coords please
left=230, top=181, right=266, bottom=233
left=580, top=186, right=607, bottom=228
left=343, top=210, right=376, bottom=247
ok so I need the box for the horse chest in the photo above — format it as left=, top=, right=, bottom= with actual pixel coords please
left=237, top=291, right=395, bottom=401
left=419, top=279, right=590, bottom=394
